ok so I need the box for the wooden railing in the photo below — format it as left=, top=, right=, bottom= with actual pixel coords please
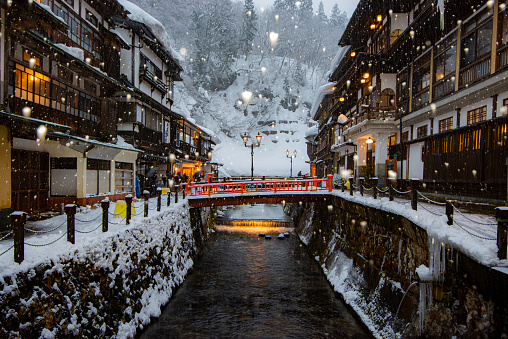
left=186, top=176, right=333, bottom=197
left=497, top=44, right=508, bottom=71
left=459, top=55, right=491, bottom=87
left=433, top=74, right=455, bottom=101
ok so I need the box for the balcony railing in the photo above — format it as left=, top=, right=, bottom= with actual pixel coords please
left=433, top=73, right=455, bottom=101
left=344, top=107, right=396, bottom=131
left=497, top=44, right=508, bottom=71
left=459, top=55, right=491, bottom=88
left=139, top=69, right=168, bottom=95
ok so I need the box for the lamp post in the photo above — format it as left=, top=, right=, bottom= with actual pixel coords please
left=242, top=132, right=262, bottom=179
left=286, top=149, right=297, bottom=177
left=366, top=137, right=373, bottom=177
left=169, top=153, right=176, bottom=176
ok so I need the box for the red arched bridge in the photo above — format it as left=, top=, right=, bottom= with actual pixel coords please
left=185, top=175, right=333, bottom=207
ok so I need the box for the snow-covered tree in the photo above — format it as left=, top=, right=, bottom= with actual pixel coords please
left=317, top=2, right=327, bottom=23
left=241, top=0, right=257, bottom=56
left=190, top=0, right=239, bottom=90
left=329, top=4, right=348, bottom=31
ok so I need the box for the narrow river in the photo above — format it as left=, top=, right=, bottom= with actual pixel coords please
left=139, top=205, right=370, bottom=338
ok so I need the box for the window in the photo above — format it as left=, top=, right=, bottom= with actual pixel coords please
left=379, top=88, right=395, bottom=107
left=12, top=63, right=51, bottom=107
left=439, top=117, right=453, bottom=132
left=417, top=125, right=428, bottom=139
left=401, top=131, right=409, bottom=142
left=86, top=10, right=98, bottom=27
left=460, top=8, right=493, bottom=68
left=118, top=102, right=136, bottom=123
left=144, top=107, right=160, bottom=131
left=390, top=29, right=403, bottom=45
left=434, top=36, right=457, bottom=81
left=467, top=106, right=486, bottom=125
left=87, top=159, right=110, bottom=170
left=140, top=54, right=163, bottom=79
left=115, top=162, right=134, bottom=193
left=84, top=79, right=98, bottom=95
left=57, top=65, right=74, bottom=84
left=23, top=50, right=42, bottom=68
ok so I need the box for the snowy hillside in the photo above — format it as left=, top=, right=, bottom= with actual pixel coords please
left=173, top=54, right=327, bottom=177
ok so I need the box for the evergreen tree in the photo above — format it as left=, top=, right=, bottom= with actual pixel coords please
left=299, top=0, right=313, bottom=20
left=241, top=0, right=257, bottom=56
left=329, top=4, right=347, bottom=31
left=294, top=61, right=305, bottom=86
left=274, top=0, right=296, bottom=12
left=317, top=2, right=327, bottom=23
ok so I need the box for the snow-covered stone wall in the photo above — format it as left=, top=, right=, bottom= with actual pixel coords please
left=0, top=205, right=211, bottom=338
left=292, top=199, right=508, bottom=339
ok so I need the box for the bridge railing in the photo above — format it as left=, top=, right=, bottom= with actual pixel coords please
left=186, top=175, right=333, bottom=197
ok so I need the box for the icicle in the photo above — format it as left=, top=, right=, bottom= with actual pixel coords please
left=397, top=239, right=403, bottom=275
left=438, top=0, right=445, bottom=30
left=419, top=282, right=433, bottom=335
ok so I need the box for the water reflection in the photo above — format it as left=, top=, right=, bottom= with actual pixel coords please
left=139, top=222, right=369, bottom=338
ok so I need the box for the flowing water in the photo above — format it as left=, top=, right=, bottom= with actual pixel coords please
left=139, top=205, right=370, bottom=338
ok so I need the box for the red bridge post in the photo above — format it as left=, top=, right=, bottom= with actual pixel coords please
left=327, top=175, right=333, bottom=192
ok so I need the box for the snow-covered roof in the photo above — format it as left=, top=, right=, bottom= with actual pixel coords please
left=117, top=0, right=184, bottom=64
left=327, top=45, right=350, bottom=78
left=309, top=82, right=336, bottom=120
left=305, top=125, right=318, bottom=137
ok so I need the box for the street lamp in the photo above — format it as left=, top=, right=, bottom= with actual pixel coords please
left=169, top=153, right=176, bottom=175
left=242, top=132, right=262, bottom=179
left=286, top=149, right=297, bottom=177
left=366, top=137, right=373, bottom=177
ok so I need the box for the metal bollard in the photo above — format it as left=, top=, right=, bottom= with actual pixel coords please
left=372, top=177, right=379, bottom=199
left=143, top=190, right=149, bottom=217
left=65, top=204, right=76, bottom=244
left=167, top=191, right=171, bottom=207
left=11, top=212, right=26, bottom=264
left=495, top=207, right=508, bottom=260
left=446, top=200, right=454, bottom=226
left=411, top=179, right=419, bottom=211
left=359, top=177, right=364, bottom=196
left=175, top=185, right=179, bottom=203
left=349, top=176, right=354, bottom=196
left=125, top=195, right=132, bottom=225
left=182, top=183, right=186, bottom=199
left=157, top=188, right=162, bottom=212
left=341, top=179, right=345, bottom=192
left=101, top=199, right=109, bottom=232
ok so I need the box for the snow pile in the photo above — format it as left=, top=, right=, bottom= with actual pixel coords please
left=327, top=45, right=350, bottom=77
left=117, top=0, right=184, bottom=63
left=309, top=82, right=336, bottom=119
left=330, top=191, right=502, bottom=267
left=0, top=200, right=203, bottom=338
left=54, top=43, right=85, bottom=61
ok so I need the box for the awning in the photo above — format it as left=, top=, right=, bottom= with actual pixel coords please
left=331, top=141, right=356, bottom=153
left=0, top=110, right=71, bottom=131
left=46, top=131, right=142, bottom=156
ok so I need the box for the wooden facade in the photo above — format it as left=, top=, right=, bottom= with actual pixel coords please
left=315, top=0, right=508, bottom=201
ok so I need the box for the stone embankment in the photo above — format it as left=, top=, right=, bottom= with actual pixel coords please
left=291, top=197, right=508, bottom=338
left=0, top=204, right=212, bottom=338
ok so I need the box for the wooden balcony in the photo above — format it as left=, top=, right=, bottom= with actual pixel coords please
left=344, top=107, right=396, bottom=131
left=497, top=44, right=508, bottom=71
left=432, top=73, right=455, bottom=101
left=459, top=54, right=491, bottom=88
left=139, top=69, right=168, bottom=95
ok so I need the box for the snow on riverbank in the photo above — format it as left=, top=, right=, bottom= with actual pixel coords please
left=0, top=199, right=200, bottom=338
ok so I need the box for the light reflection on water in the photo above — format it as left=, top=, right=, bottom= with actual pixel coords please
left=139, top=220, right=370, bottom=338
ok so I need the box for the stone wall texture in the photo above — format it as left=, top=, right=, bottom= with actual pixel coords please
left=292, top=197, right=508, bottom=338
left=0, top=206, right=211, bottom=338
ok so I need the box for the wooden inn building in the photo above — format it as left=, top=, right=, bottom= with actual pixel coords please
left=0, top=0, right=213, bottom=229
left=311, top=0, right=508, bottom=203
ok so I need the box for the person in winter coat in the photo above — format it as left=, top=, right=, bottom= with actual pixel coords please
left=193, top=171, right=201, bottom=182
